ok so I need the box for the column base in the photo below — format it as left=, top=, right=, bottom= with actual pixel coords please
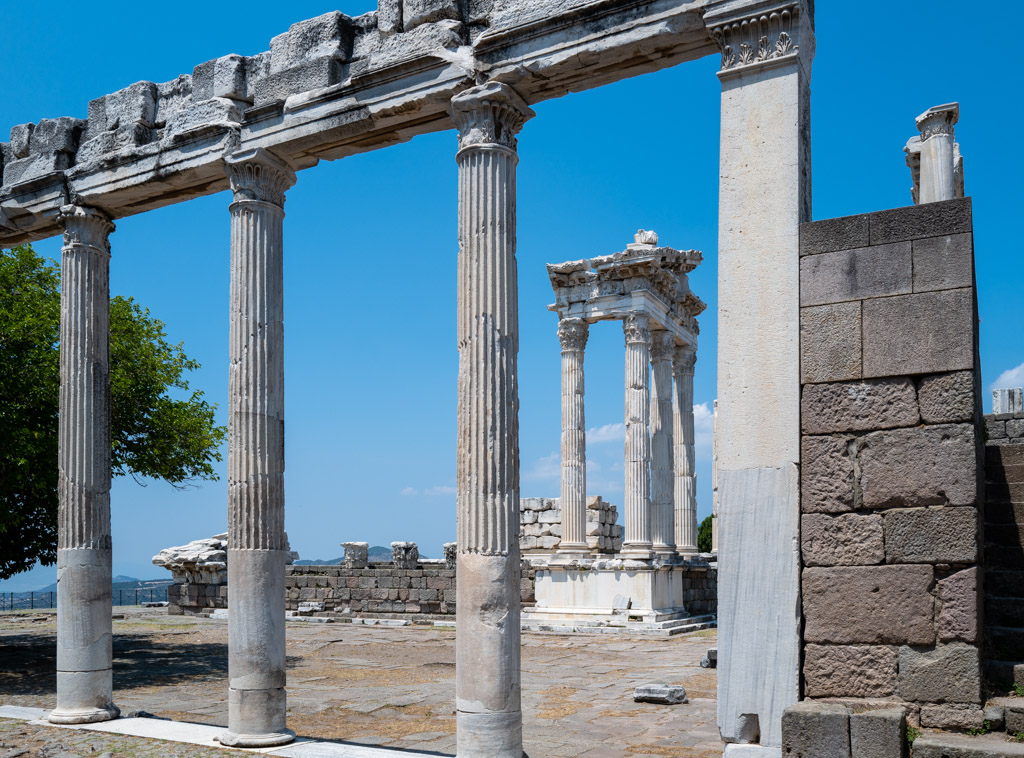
left=457, top=710, right=523, bottom=758
left=652, top=544, right=677, bottom=557
left=48, top=703, right=119, bottom=725
left=620, top=544, right=654, bottom=561
left=219, top=728, right=295, bottom=747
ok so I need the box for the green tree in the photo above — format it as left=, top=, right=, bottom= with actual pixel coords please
left=0, top=244, right=225, bottom=579
left=697, top=514, right=714, bottom=553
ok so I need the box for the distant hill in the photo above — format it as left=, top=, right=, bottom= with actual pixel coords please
left=34, top=576, right=171, bottom=594
left=294, top=545, right=428, bottom=565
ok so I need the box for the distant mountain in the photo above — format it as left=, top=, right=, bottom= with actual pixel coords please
left=294, top=545, right=428, bottom=565
left=33, top=576, right=171, bottom=594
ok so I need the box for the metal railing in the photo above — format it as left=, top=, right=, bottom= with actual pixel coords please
left=0, top=584, right=171, bottom=612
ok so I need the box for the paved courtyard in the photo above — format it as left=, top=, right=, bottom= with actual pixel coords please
left=0, top=608, right=722, bottom=757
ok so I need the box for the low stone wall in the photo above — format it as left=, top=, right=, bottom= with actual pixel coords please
left=521, top=496, right=623, bottom=553
left=167, top=582, right=227, bottom=616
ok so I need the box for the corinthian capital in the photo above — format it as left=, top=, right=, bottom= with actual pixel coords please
left=557, top=318, right=589, bottom=352
left=450, top=81, right=535, bottom=151
left=649, top=331, right=676, bottom=362
left=916, top=102, right=959, bottom=140
left=673, top=345, right=697, bottom=375
left=224, top=148, right=296, bottom=207
left=707, top=1, right=814, bottom=74
left=57, top=205, right=115, bottom=253
left=623, top=313, right=651, bottom=346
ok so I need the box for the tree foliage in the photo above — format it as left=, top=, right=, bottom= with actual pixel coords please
left=0, top=245, right=225, bottom=579
left=697, top=514, right=714, bottom=553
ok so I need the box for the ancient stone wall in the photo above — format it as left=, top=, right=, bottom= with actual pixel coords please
left=798, top=197, right=985, bottom=729
left=520, top=496, right=623, bottom=554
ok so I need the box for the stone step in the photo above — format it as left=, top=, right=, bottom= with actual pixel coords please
left=988, top=626, right=1024, bottom=659
left=985, top=501, right=1024, bottom=525
left=986, top=481, right=1024, bottom=503
left=986, top=571, right=1024, bottom=598
left=912, top=733, right=1024, bottom=757
left=985, top=596, right=1024, bottom=627
left=985, top=462, right=1024, bottom=482
left=987, top=445, right=1024, bottom=468
left=985, top=521, right=1024, bottom=547
left=985, top=545, right=1024, bottom=570
left=984, top=659, right=1024, bottom=690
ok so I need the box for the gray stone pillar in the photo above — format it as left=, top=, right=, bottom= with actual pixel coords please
left=450, top=81, right=534, bottom=758
left=49, top=205, right=119, bottom=725
left=221, top=148, right=296, bottom=748
left=711, top=398, right=719, bottom=553
left=916, top=103, right=959, bottom=204
left=673, top=346, right=698, bottom=554
left=622, top=313, right=653, bottom=557
left=708, top=0, right=814, bottom=750
left=558, top=318, right=589, bottom=555
left=650, top=331, right=676, bottom=555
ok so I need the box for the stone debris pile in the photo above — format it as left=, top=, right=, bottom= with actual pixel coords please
left=152, top=533, right=228, bottom=585
left=519, top=496, right=622, bottom=554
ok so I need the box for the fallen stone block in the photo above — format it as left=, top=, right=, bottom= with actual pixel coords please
left=700, top=648, right=717, bottom=669
left=633, top=683, right=687, bottom=704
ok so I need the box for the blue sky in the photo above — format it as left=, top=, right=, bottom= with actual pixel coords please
left=1, top=1, right=1020, bottom=590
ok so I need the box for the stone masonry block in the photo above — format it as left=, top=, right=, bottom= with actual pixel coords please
left=781, top=701, right=851, bottom=758
left=858, top=424, right=978, bottom=508
left=803, top=565, right=935, bottom=645
left=403, top=0, right=460, bottom=29
left=804, top=645, right=898, bottom=697
left=862, top=288, right=974, bottom=378
left=192, top=55, right=249, bottom=102
left=269, top=11, right=354, bottom=70
left=919, top=704, right=985, bottom=730
left=801, top=302, right=862, bottom=383
left=849, top=708, right=906, bottom=758
left=868, top=198, right=972, bottom=246
left=898, top=644, right=981, bottom=704
left=800, top=214, right=869, bottom=257
left=883, top=506, right=978, bottom=564
left=1009, top=418, right=1024, bottom=439
left=802, top=513, right=883, bottom=566
left=802, top=435, right=854, bottom=513
left=10, top=123, right=32, bottom=157
left=917, top=371, right=975, bottom=424
left=800, top=242, right=911, bottom=307
left=936, top=567, right=979, bottom=643
left=802, top=378, right=918, bottom=434
left=913, top=233, right=974, bottom=293
left=987, top=417, right=1008, bottom=440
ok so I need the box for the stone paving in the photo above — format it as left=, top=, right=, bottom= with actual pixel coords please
left=0, top=608, right=723, bottom=757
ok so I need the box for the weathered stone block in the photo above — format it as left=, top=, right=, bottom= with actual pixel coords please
left=917, top=371, right=975, bottom=424
left=858, top=424, right=978, bottom=508
left=802, top=513, right=883, bottom=567
left=804, top=645, right=897, bottom=697
left=633, top=683, right=687, bottom=704
left=781, top=701, right=851, bottom=758
left=937, top=568, right=979, bottom=643
left=800, top=214, right=870, bottom=257
left=849, top=709, right=906, bottom=758
left=10, top=123, right=33, bottom=157
left=987, top=417, right=1008, bottom=439
left=898, top=644, right=981, bottom=703
left=803, top=566, right=934, bottom=645
left=403, top=0, right=460, bottom=29
left=254, top=58, right=342, bottom=105
left=269, top=11, right=354, bottom=70
left=801, top=302, right=862, bottom=383
left=883, top=507, right=978, bottom=564
left=868, top=198, right=972, bottom=245
left=913, top=233, right=974, bottom=293
left=800, top=242, right=912, bottom=307
left=919, top=704, right=985, bottom=730
left=802, top=435, right=855, bottom=513
left=192, top=55, right=249, bottom=102
left=862, top=289, right=974, bottom=378
left=802, top=378, right=918, bottom=434
left=1009, top=419, right=1024, bottom=439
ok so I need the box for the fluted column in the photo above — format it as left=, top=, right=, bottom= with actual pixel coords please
left=916, top=103, right=959, bottom=204
left=450, top=81, right=534, bottom=758
left=558, top=318, right=589, bottom=555
left=673, top=346, right=698, bottom=553
left=221, top=148, right=296, bottom=748
left=622, top=313, right=652, bottom=557
left=50, top=205, right=119, bottom=725
left=650, top=331, right=676, bottom=555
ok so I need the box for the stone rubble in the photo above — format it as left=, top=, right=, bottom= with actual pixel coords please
left=633, top=684, right=688, bottom=705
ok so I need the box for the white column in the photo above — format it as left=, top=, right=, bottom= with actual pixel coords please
left=673, top=346, right=698, bottom=554
left=711, top=398, right=719, bottom=553
left=221, top=148, right=296, bottom=748
left=622, top=313, right=653, bottom=557
left=916, top=103, right=959, bottom=204
left=49, top=205, right=119, bottom=725
left=650, top=331, right=676, bottom=555
left=558, top=318, right=589, bottom=555
left=450, top=81, right=534, bottom=758
left=708, top=0, right=813, bottom=749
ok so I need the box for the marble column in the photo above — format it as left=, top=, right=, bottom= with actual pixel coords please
left=221, top=148, right=296, bottom=748
left=622, top=313, right=653, bottom=557
left=450, top=81, right=534, bottom=758
left=558, top=318, right=589, bottom=555
left=673, top=346, right=698, bottom=554
left=708, top=0, right=814, bottom=749
left=649, top=331, right=676, bottom=555
left=916, top=103, right=959, bottom=204
left=49, top=205, right=119, bottom=725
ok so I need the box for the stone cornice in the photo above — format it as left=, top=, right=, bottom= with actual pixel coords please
left=57, top=204, right=114, bottom=254
left=557, top=318, right=590, bottom=352
left=450, top=81, right=535, bottom=152
left=707, top=1, right=813, bottom=76
left=225, top=148, right=296, bottom=207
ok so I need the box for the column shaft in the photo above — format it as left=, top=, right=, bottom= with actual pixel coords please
left=622, top=314, right=652, bottom=555
left=51, top=205, right=119, bottom=725
left=673, top=347, right=698, bottom=553
left=650, top=332, right=676, bottom=554
left=558, top=319, right=589, bottom=553
left=451, top=81, right=534, bottom=758
left=222, top=148, right=296, bottom=748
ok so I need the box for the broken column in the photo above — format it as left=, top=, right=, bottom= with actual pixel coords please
left=450, top=81, right=534, bottom=758
left=558, top=317, right=590, bottom=555
left=622, top=313, right=653, bottom=557
left=915, top=103, right=960, bottom=204
left=673, top=346, right=698, bottom=553
left=49, top=205, right=119, bottom=725
left=650, top=331, right=677, bottom=555
left=221, top=148, right=296, bottom=748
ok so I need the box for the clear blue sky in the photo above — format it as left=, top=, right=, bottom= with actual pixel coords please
left=1, top=1, right=1020, bottom=590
